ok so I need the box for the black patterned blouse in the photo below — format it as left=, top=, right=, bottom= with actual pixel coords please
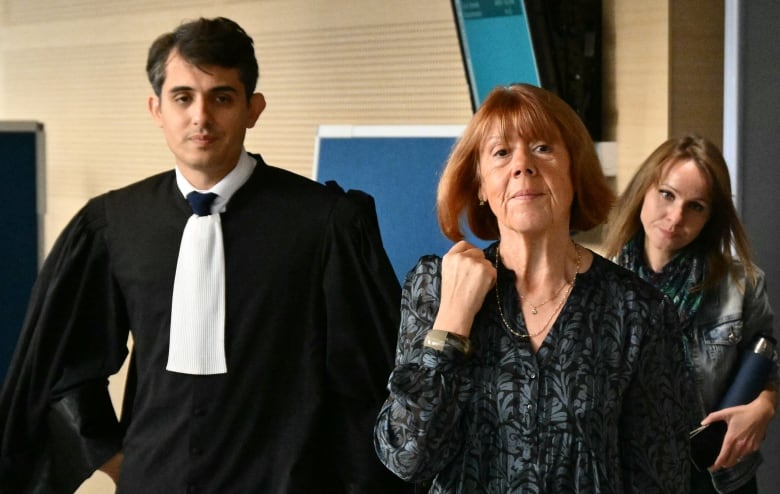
left=374, top=244, right=693, bottom=493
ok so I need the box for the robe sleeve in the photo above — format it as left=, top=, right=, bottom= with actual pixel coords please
left=320, top=183, right=414, bottom=493
left=0, top=198, right=129, bottom=494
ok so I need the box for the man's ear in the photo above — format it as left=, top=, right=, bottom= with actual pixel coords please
left=247, top=93, right=266, bottom=128
left=148, top=95, right=163, bottom=127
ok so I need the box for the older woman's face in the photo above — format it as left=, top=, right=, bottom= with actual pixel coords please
left=477, top=122, right=573, bottom=237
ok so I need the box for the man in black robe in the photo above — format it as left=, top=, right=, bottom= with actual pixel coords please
left=0, top=17, right=410, bottom=493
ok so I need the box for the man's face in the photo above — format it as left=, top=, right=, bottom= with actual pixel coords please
left=148, top=49, right=264, bottom=187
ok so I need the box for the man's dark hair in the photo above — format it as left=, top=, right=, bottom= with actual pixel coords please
left=146, top=17, right=259, bottom=100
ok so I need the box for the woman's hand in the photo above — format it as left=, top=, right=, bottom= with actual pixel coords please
left=703, top=388, right=776, bottom=470
left=432, top=240, right=497, bottom=338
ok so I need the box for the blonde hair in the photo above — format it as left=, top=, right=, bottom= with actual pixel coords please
left=437, top=83, right=614, bottom=241
left=603, top=134, right=757, bottom=289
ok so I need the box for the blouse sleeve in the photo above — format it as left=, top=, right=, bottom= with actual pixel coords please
left=0, top=198, right=129, bottom=493
left=619, top=296, right=694, bottom=493
left=320, top=186, right=413, bottom=493
left=373, top=256, right=473, bottom=483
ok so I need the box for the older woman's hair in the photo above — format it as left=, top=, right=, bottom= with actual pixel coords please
left=437, top=83, right=614, bottom=241
left=603, top=134, right=756, bottom=289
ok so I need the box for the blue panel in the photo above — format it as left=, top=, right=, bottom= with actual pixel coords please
left=0, top=130, right=40, bottom=383
left=316, top=133, right=487, bottom=281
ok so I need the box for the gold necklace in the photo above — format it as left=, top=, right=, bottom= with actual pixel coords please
left=494, top=242, right=581, bottom=339
left=520, top=280, right=569, bottom=315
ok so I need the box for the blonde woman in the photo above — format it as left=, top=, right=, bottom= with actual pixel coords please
left=604, top=135, right=777, bottom=493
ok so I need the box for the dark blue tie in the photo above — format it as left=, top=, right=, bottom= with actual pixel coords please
left=187, top=191, right=218, bottom=216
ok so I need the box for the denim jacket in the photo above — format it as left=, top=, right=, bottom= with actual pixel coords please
left=689, top=262, right=777, bottom=493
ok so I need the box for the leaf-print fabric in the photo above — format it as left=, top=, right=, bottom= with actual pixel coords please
left=375, top=245, right=693, bottom=493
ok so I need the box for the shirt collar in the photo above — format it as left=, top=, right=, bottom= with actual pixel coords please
left=174, top=150, right=256, bottom=213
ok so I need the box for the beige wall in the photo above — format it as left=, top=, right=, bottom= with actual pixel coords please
left=612, top=0, right=724, bottom=192
left=613, top=1, right=671, bottom=191
left=669, top=0, right=724, bottom=146
left=0, top=0, right=472, bottom=256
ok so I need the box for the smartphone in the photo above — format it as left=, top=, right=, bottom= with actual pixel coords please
left=689, top=421, right=727, bottom=471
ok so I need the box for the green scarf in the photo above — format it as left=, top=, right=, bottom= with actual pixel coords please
left=617, top=234, right=706, bottom=375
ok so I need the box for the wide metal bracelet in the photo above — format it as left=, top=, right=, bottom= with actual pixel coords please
left=423, top=329, right=472, bottom=356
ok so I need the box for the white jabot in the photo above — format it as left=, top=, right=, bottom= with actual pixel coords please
left=166, top=151, right=256, bottom=375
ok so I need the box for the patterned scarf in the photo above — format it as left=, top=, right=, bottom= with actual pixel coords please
left=617, top=234, right=706, bottom=373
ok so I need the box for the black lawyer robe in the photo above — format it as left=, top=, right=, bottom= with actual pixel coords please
left=0, top=155, right=411, bottom=493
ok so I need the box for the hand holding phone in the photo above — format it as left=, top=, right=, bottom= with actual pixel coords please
left=689, top=421, right=727, bottom=472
